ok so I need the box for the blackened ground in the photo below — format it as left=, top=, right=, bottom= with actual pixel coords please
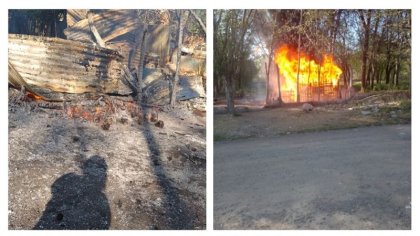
left=8, top=94, right=206, bottom=230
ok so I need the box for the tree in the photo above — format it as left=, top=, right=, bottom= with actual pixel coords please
left=214, top=10, right=254, bottom=114
left=189, top=10, right=206, bottom=35
left=296, top=9, right=303, bottom=102
left=214, top=9, right=411, bottom=106
left=358, top=10, right=372, bottom=92
left=170, top=10, right=190, bottom=107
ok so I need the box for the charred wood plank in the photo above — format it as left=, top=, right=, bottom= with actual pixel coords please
left=64, top=10, right=140, bottom=43
left=87, top=11, right=106, bottom=48
left=121, top=65, right=138, bottom=94
left=141, top=75, right=205, bottom=105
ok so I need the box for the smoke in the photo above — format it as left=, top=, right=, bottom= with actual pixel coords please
left=251, top=57, right=280, bottom=105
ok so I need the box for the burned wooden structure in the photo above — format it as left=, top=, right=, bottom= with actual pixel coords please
left=8, top=9, right=206, bottom=106
left=280, top=82, right=340, bottom=103
left=65, top=10, right=171, bottom=69
left=9, top=34, right=133, bottom=96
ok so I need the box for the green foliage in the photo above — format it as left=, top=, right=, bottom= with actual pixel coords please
left=214, top=10, right=257, bottom=98
left=372, top=83, right=390, bottom=91
left=214, top=9, right=411, bottom=100
left=187, top=10, right=206, bottom=37
left=397, top=79, right=411, bottom=90
left=368, top=80, right=410, bottom=91
left=400, top=99, right=411, bottom=112
left=352, top=82, right=362, bottom=92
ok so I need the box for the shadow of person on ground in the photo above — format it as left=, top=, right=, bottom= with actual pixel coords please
left=34, top=155, right=111, bottom=230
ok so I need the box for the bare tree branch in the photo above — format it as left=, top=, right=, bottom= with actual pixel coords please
left=189, top=10, right=206, bottom=34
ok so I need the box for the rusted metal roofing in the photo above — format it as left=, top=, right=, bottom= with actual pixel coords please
left=8, top=33, right=132, bottom=95
left=65, top=10, right=170, bottom=69
left=64, top=10, right=140, bottom=43
left=66, top=9, right=88, bottom=27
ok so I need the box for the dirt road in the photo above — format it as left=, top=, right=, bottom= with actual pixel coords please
left=214, top=125, right=411, bottom=229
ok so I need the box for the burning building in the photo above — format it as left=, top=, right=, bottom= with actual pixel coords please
left=272, top=44, right=342, bottom=103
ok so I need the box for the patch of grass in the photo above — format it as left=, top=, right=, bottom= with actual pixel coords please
left=372, top=83, right=391, bottom=91
left=397, top=80, right=411, bottom=90
left=214, top=134, right=226, bottom=142
left=352, top=82, right=362, bottom=92
left=353, top=80, right=410, bottom=92
left=400, top=99, right=411, bottom=112
left=214, top=133, right=256, bottom=142
left=292, top=122, right=372, bottom=135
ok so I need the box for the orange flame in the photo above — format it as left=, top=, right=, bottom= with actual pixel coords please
left=27, top=92, right=42, bottom=101
left=274, top=45, right=342, bottom=102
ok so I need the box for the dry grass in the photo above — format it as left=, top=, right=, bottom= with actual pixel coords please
left=214, top=91, right=411, bottom=141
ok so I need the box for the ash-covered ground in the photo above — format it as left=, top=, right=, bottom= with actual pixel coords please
left=8, top=92, right=206, bottom=230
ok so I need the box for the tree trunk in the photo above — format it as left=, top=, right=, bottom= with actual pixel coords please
left=171, top=10, right=189, bottom=107
left=385, top=63, right=392, bottom=84
left=136, top=27, right=148, bottom=105
left=359, top=10, right=372, bottom=92
left=367, top=62, right=372, bottom=88
left=265, top=61, right=271, bottom=105
left=307, top=62, right=311, bottom=101
left=395, top=59, right=401, bottom=86
left=317, top=64, right=321, bottom=101
left=224, top=75, right=234, bottom=114
left=395, top=12, right=403, bottom=87
left=296, top=9, right=303, bottom=103
left=235, top=10, right=253, bottom=101
left=368, top=10, right=381, bottom=90
left=276, top=63, right=282, bottom=104
left=189, top=10, right=206, bottom=34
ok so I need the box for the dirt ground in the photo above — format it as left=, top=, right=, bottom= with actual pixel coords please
left=214, top=91, right=410, bottom=141
left=8, top=93, right=206, bottom=230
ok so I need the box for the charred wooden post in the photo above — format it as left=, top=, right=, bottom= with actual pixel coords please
left=136, top=26, right=148, bottom=105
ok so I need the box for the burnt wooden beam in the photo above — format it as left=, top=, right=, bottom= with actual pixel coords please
left=87, top=11, right=106, bottom=48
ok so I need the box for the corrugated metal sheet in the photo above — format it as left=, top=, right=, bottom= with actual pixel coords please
left=67, top=9, right=88, bottom=27
left=64, top=10, right=140, bottom=43
left=8, top=33, right=132, bottom=95
left=65, top=10, right=170, bottom=68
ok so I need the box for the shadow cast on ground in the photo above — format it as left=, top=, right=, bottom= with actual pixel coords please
left=141, top=104, right=194, bottom=229
left=34, top=155, right=111, bottom=230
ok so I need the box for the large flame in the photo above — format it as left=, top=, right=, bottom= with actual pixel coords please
left=274, top=45, right=342, bottom=102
